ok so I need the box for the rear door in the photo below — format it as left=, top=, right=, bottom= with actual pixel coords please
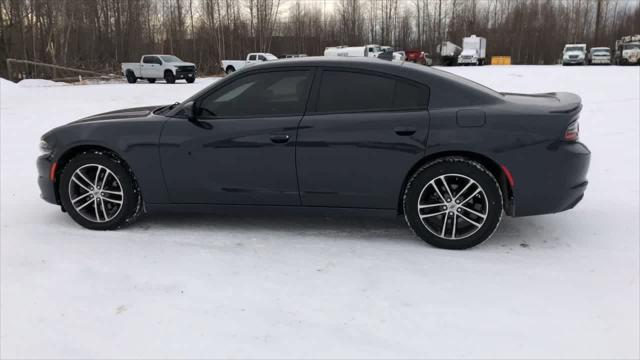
left=296, top=68, right=430, bottom=209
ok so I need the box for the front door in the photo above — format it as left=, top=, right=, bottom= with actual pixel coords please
left=141, top=56, right=161, bottom=78
left=159, top=68, right=314, bottom=205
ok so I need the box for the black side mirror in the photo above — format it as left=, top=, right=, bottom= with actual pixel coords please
left=183, top=101, right=197, bottom=121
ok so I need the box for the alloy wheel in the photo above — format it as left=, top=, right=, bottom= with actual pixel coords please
left=68, top=164, right=124, bottom=223
left=417, top=174, right=488, bottom=240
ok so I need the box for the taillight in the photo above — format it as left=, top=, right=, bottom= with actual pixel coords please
left=564, top=120, right=579, bottom=141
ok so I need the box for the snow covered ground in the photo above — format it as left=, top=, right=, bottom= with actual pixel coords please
left=1, top=66, right=638, bottom=359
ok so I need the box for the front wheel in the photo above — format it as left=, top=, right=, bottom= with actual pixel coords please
left=59, top=152, right=141, bottom=230
left=403, top=158, right=503, bottom=249
left=164, top=71, right=176, bottom=84
left=186, top=77, right=196, bottom=83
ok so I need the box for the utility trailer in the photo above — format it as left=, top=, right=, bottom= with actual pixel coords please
left=437, top=41, right=462, bottom=66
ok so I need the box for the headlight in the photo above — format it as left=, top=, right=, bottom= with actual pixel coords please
left=39, top=139, right=53, bottom=154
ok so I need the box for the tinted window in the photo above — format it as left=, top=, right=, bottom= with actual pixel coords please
left=316, top=71, right=427, bottom=113
left=258, top=55, right=266, bottom=61
left=198, top=70, right=311, bottom=117
left=142, top=56, right=154, bottom=64
left=393, top=80, right=428, bottom=109
left=248, top=54, right=257, bottom=61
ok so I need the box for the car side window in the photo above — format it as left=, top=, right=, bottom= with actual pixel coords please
left=248, top=54, right=257, bottom=61
left=258, top=55, right=266, bottom=61
left=316, top=71, right=394, bottom=113
left=142, top=56, right=153, bottom=64
left=316, top=70, right=428, bottom=113
left=198, top=70, right=312, bottom=118
left=393, top=80, right=428, bottom=109
left=153, top=57, right=162, bottom=65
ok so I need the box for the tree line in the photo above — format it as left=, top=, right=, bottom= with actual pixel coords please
left=1, top=0, right=639, bottom=79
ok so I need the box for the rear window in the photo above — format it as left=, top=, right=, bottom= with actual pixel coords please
left=316, top=70, right=427, bottom=113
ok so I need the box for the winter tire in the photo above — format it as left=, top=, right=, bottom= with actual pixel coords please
left=403, top=157, right=503, bottom=250
left=186, top=77, right=196, bottom=83
left=226, top=66, right=236, bottom=74
left=126, top=71, right=137, bottom=83
left=59, top=152, right=141, bottom=230
left=164, top=71, right=176, bottom=84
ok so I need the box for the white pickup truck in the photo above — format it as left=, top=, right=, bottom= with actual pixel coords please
left=220, top=53, right=278, bottom=74
left=121, top=55, right=197, bottom=84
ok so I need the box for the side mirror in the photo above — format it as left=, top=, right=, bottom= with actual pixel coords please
left=182, top=101, right=196, bottom=121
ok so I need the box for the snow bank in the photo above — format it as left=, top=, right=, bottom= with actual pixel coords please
left=17, top=78, right=70, bottom=88
left=0, top=68, right=637, bottom=359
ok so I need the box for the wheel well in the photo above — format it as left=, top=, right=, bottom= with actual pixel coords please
left=53, top=145, right=135, bottom=204
left=226, top=65, right=235, bottom=72
left=397, top=151, right=514, bottom=215
left=164, top=69, right=174, bottom=76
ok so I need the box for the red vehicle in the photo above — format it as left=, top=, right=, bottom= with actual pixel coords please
left=404, top=49, right=432, bottom=65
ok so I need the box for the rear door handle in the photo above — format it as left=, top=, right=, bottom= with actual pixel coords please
left=270, top=134, right=290, bottom=144
left=394, top=127, right=416, bottom=136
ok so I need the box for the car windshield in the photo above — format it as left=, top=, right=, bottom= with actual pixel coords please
left=160, top=55, right=183, bottom=63
left=624, top=44, right=640, bottom=50
left=565, top=46, right=584, bottom=52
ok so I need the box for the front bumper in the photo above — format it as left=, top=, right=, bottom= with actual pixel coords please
left=563, top=58, right=585, bottom=64
left=175, top=69, right=197, bottom=79
left=37, top=154, right=58, bottom=204
left=458, top=58, right=478, bottom=64
left=508, top=141, right=591, bottom=217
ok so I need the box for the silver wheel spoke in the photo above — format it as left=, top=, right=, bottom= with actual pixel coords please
left=71, top=192, right=91, bottom=203
left=439, top=176, right=454, bottom=200
left=457, top=212, right=482, bottom=228
left=441, top=211, right=449, bottom=237
left=453, top=180, right=474, bottom=201
left=452, top=213, right=457, bottom=239
left=71, top=176, right=91, bottom=192
left=419, top=203, right=445, bottom=209
left=76, top=170, right=94, bottom=190
left=430, top=181, right=446, bottom=202
left=94, top=198, right=100, bottom=222
left=460, top=205, right=486, bottom=219
left=100, top=199, right=109, bottom=222
left=101, top=197, right=123, bottom=205
left=75, top=197, right=94, bottom=211
left=459, top=188, right=481, bottom=206
left=420, top=210, right=446, bottom=218
left=101, top=189, right=123, bottom=196
left=94, top=166, right=102, bottom=187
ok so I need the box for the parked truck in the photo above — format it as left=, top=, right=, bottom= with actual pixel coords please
left=437, top=41, right=462, bottom=66
left=562, top=44, right=587, bottom=65
left=324, top=44, right=383, bottom=58
left=121, top=55, right=197, bottom=84
left=614, top=35, right=640, bottom=65
left=458, top=35, right=487, bottom=66
left=588, top=47, right=611, bottom=65
left=220, top=53, right=278, bottom=74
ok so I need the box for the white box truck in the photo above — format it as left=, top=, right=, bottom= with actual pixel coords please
left=458, top=35, right=487, bottom=66
left=437, top=41, right=462, bottom=66
left=324, top=44, right=383, bottom=58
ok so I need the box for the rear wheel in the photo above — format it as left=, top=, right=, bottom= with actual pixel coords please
left=164, top=70, right=176, bottom=84
left=225, top=66, right=236, bottom=74
left=126, top=71, right=137, bottom=83
left=59, top=152, right=141, bottom=230
left=403, top=158, right=503, bottom=249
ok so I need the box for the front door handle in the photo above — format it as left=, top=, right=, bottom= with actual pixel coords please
left=270, top=134, right=290, bottom=144
left=394, top=127, right=416, bottom=136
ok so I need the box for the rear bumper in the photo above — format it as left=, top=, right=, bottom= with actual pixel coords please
left=508, top=141, right=591, bottom=217
left=37, top=154, right=58, bottom=204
